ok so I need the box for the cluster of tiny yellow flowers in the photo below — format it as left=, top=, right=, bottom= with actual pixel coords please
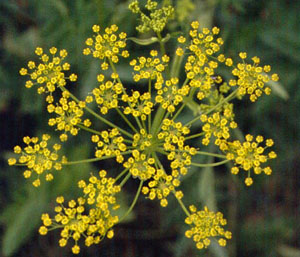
left=142, top=168, right=183, bottom=207
left=89, top=76, right=123, bottom=115
left=200, top=105, right=237, bottom=146
left=19, top=47, right=77, bottom=94
left=155, top=77, right=190, bottom=113
left=8, top=134, right=66, bottom=187
left=47, top=90, right=91, bottom=141
left=123, top=91, right=153, bottom=120
left=229, top=53, right=279, bottom=102
left=221, top=134, right=276, bottom=186
left=92, top=128, right=127, bottom=163
left=83, top=24, right=129, bottom=69
left=124, top=149, right=156, bottom=180
left=9, top=0, right=280, bottom=253
left=130, top=50, right=169, bottom=82
left=179, top=22, right=223, bottom=79
left=185, top=206, right=232, bottom=249
left=39, top=170, right=120, bottom=254
left=128, top=0, right=174, bottom=33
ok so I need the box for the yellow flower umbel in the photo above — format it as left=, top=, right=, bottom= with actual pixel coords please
left=19, top=47, right=77, bottom=94
left=8, top=134, right=66, bottom=187
left=10, top=0, right=280, bottom=253
left=39, top=171, right=120, bottom=254
left=128, top=0, right=174, bottom=33
left=47, top=90, right=91, bottom=141
left=142, top=168, right=183, bottom=207
left=83, top=24, right=129, bottom=69
left=92, top=128, right=127, bottom=163
left=230, top=53, right=279, bottom=102
left=221, top=134, right=277, bottom=186
left=130, top=50, right=169, bottom=82
left=185, top=206, right=232, bottom=249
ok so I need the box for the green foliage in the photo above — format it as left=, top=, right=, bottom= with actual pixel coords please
left=1, top=188, right=47, bottom=256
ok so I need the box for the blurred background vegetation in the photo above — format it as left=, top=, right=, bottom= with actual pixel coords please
left=0, top=0, right=299, bottom=256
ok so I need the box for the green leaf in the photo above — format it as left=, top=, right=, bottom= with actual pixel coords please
left=260, top=31, right=300, bottom=62
left=47, top=0, right=69, bottom=17
left=209, top=239, right=229, bottom=257
left=161, top=33, right=171, bottom=43
left=277, top=245, right=300, bottom=257
left=51, top=143, right=91, bottom=196
left=267, top=78, right=289, bottom=100
left=127, top=36, right=160, bottom=45
left=3, top=28, right=40, bottom=58
left=128, top=34, right=171, bottom=45
left=2, top=190, right=46, bottom=256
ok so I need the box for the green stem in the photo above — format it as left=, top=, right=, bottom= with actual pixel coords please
left=59, top=87, right=133, bottom=139
left=77, top=123, right=101, bottom=135
left=154, top=111, right=170, bottom=138
left=148, top=79, right=152, bottom=133
left=175, top=196, right=190, bottom=217
left=170, top=50, right=184, bottom=78
left=123, top=138, right=133, bottom=144
left=172, top=102, right=186, bottom=121
left=150, top=106, right=166, bottom=135
left=108, top=58, right=143, bottom=131
left=171, top=78, right=191, bottom=121
left=116, top=108, right=139, bottom=134
left=63, top=151, right=132, bottom=165
left=157, top=32, right=170, bottom=78
left=152, top=152, right=166, bottom=174
left=119, top=171, right=131, bottom=188
left=173, top=149, right=227, bottom=159
left=205, top=90, right=238, bottom=115
left=155, top=147, right=169, bottom=156
left=115, top=168, right=129, bottom=182
left=184, top=89, right=238, bottom=127
left=185, top=132, right=205, bottom=140
left=63, top=157, right=107, bottom=165
left=157, top=32, right=166, bottom=55
left=119, top=179, right=143, bottom=222
left=153, top=150, right=190, bottom=217
left=190, top=159, right=229, bottom=167
left=13, top=163, right=26, bottom=166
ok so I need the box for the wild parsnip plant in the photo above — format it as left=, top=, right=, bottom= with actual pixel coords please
left=8, top=0, right=279, bottom=254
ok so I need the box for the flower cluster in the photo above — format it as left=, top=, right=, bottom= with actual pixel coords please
left=83, top=24, right=129, bottom=69
left=130, top=50, right=169, bottom=82
left=230, top=53, right=279, bottom=102
left=47, top=91, right=91, bottom=141
left=128, top=0, right=174, bottom=33
left=221, top=134, right=277, bottom=186
left=179, top=22, right=223, bottom=79
left=185, top=206, right=232, bottom=249
left=92, top=128, right=127, bottom=163
left=9, top=0, right=280, bottom=254
left=90, top=77, right=123, bottom=115
left=200, top=105, right=237, bottom=146
left=142, top=168, right=183, bottom=207
left=39, top=171, right=120, bottom=254
left=123, top=91, right=153, bottom=120
left=19, top=47, right=77, bottom=94
left=8, top=134, right=66, bottom=187
left=155, top=77, right=190, bottom=113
